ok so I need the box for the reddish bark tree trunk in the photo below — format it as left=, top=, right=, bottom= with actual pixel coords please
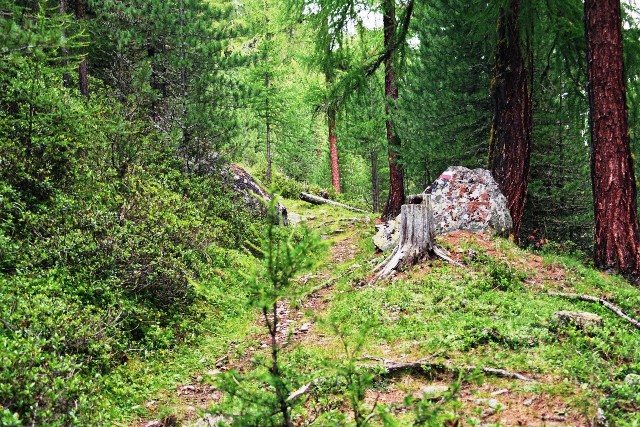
left=328, top=106, right=341, bottom=193
left=76, top=0, right=88, bottom=96
left=585, top=0, right=640, bottom=279
left=488, top=0, right=532, bottom=243
left=381, top=0, right=405, bottom=220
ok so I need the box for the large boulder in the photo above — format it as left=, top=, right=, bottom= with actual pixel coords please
left=221, top=164, right=287, bottom=224
left=186, top=153, right=287, bottom=223
left=372, top=166, right=511, bottom=251
left=426, top=166, right=512, bottom=236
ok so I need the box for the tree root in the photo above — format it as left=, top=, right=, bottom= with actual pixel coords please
left=359, top=357, right=534, bottom=382
left=547, top=291, right=640, bottom=330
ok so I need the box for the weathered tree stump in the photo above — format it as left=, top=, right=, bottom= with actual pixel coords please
left=371, top=199, right=436, bottom=283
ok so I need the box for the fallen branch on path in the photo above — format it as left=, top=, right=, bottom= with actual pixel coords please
left=307, top=264, right=361, bottom=294
left=359, top=357, right=534, bottom=382
left=299, top=192, right=367, bottom=213
left=547, top=292, right=640, bottom=330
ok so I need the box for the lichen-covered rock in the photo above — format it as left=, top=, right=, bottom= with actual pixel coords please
left=553, top=311, right=603, bottom=330
left=425, top=166, right=512, bottom=236
left=372, top=217, right=400, bottom=252
left=372, top=166, right=512, bottom=251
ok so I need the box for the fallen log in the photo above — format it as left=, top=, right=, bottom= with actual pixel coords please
left=299, top=192, right=367, bottom=213
left=547, top=292, right=640, bottom=330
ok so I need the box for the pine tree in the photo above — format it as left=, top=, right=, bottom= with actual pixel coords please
left=380, top=0, right=405, bottom=220
left=488, top=0, right=532, bottom=243
left=585, top=0, right=640, bottom=279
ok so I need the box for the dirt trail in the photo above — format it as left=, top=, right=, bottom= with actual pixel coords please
left=133, top=217, right=365, bottom=427
left=136, top=224, right=599, bottom=427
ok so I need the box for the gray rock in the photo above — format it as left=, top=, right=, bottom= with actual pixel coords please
left=421, top=384, right=449, bottom=396
left=221, top=164, right=287, bottom=223
left=425, top=166, right=512, bottom=236
left=287, top=212, right=302, bottom=226
left=624, top=373, right=640, bottom=387
left=553, top=311, right=603, bottom=329
left=372, top=216, right=400, bottom=252
left=475, top=398, right=501, bottom=410
left=372, top=166, right=512, bottom=251
left=186, top=153, right=287, bottom=223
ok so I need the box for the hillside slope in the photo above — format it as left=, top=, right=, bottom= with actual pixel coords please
left=133, top=199, right=640, bottom=426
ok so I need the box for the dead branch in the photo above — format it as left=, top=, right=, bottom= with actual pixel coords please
left=308, top=264, right=360, bottom=295
left=547, top=292, right=640, bottom=330
left=299, top=192, right=367, bottom=213
left=360, top=357, right=534, bottom=382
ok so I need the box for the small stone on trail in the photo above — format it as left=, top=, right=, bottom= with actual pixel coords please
left=299, top=323, right=311, bottom=332
left=179, top=385, right=196, bottom=394
left=475, top=398, right=501, bottom=410
left=523, top=396, right=537, bottom=406
left=415, top=384, right=449, bottom=400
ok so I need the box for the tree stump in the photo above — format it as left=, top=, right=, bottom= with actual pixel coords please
left=371, top=199, right=436, bottom=283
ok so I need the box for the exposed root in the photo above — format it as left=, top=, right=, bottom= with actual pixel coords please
left=360, top=357, right=535, bottom=382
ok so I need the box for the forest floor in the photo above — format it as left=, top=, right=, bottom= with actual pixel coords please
left=124, top=198, right=640, bottom=427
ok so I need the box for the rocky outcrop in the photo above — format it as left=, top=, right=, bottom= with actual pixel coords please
left=373, top=166, right=512, bottom=251
left=426, top=166, right=512, bottom=236
left=221, top=164, right=287, bottom=224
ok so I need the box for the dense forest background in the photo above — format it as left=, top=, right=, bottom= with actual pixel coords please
left=1, top=0, right=640, bottom=425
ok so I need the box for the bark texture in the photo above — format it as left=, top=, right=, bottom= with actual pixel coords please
left=585, top=0, right=640, bottom=279
left=371, top=149, right=380, bottom=212
left=488, top=0, right=532, bottom=242
left=381, top=0, right=405, bottom=220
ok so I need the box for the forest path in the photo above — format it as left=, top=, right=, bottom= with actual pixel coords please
left=133, top=202, right=640, bottom=426
left=133, top=202, right=374, bottom=427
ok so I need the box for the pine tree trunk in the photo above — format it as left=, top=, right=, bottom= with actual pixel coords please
left=180, top=0, right=192, bottom=170
left=265, top=76, right=272, bottom=185
left=328, top=105, right=341, bottom=193
left=585, top=0, right=640, bottom=279
left=381, top=0, right=405, bottom=221
left=488, top=0, right=531, bottom=243
left=76, top=0, right=88, bottom=96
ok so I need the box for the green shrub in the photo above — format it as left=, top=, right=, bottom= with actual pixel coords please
left=469, top=253, right=526, bottom=292
left=0, top=271, right=124, bottom=426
